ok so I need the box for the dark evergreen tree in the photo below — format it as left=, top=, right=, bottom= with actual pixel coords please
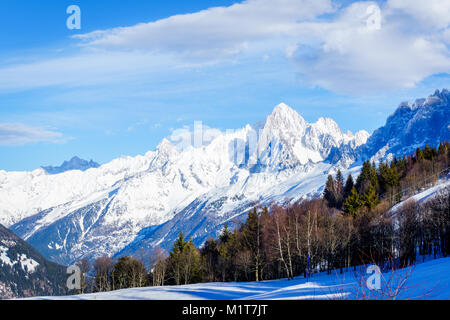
left=324, top=175, right=336, bottom=207
left=219, top=224, right=232, bottom=243
left=201, top=238, right=219, bottom=282
left=343, top=174, right=354, bottom=199
left=378, top=161, right=400, bottom=196
left=343, top=187, right=362, bottom=217
left=362, top=184, right=379, bottom=211
left=167, top=232, right=203, bottom=285
left=335, top=170, right=344, bottom=209
left=356, top=161, right=378, bottom=194
left=218, top=226, right=237, bottom=282
left=416, top=147, right=424, bottom=162
left=241, top=208, right=264, bottom=281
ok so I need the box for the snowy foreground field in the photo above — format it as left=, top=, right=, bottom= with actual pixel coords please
left=28, top=257, right=450, bottom=300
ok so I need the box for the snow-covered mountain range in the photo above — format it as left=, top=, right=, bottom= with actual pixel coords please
left=0, top=89, right=448, bottom=265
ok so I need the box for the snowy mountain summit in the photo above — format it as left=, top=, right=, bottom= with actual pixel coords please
left=0, top=90, right=446, bottom=266
left=252, top=103, right=369, bottom=170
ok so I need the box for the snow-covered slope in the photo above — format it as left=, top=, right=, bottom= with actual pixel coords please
left=24, top=257, right=450, bottom=300
left=389, top=178, right=450, bottom=215
left=0, top=103, right=368, bottom=265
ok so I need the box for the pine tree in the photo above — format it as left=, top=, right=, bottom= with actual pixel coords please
left=335, top=170, right=344, bottom=209
left=167, top=232, right=203, bottom=285
left=219, top=224, right=232, bottom=244
left=344, top=174, right=354, bottom=199
left=356, top=161, right=378, bottom=193
left=416, top=147, right=424, bottom=162
left=356, top=161, right=371, bottom=193
left=343, top=187, right=362, bottom=217
left=201, top=238, right=219, bottom=282
left=369, top=162, right=379, bottom=191
left=168, top=232, right=187, bottom=285
left=423, top=144, right=435, bottom=160
left=173, top=231, right=188, bottom=253
left=378, top=161, right=399, bottom=195
left=261, top=206, right=269, bottom=220
left=362, top=184, right=379, bottom=211
left=324, top=175, right=336, bottom=207
left=218, top=227, right=236, bottom=282
left=241, top=208, right=264, bottom=281
left=183, top=239, right=203, bottom=284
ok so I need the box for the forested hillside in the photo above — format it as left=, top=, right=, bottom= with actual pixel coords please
left=0, top=225, right=68, bottom=299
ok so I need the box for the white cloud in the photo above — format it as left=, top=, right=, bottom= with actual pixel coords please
left=75, top=0, right=334, bottom=60
left=289, top=1, right=450, bottom=93
left=0, top=123, right=64, bottom=145
left=387, top=0, right=450, bottom=29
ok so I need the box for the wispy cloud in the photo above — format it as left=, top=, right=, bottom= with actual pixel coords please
left=74, top=0, right=334, bottom=60
left=0, top=0, right=334, bottom=94
left=0, top=0, right=448, bottom=95
left=0, top=123, right=64, bottom=145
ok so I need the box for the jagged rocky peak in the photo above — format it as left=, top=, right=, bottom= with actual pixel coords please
left=265, top=103, right=368, bottom=145
left=430, top=88, right=449, bottom=101
left=358, top=88, right=450, bottom=162
left=42, top=156, right=100, bottom=174
left=254, top=102, right=369, bottom=169
left=399, top=89, right=449, bottom=110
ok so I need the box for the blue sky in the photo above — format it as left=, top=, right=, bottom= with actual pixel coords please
left=0, top=0, right=449, bottom=171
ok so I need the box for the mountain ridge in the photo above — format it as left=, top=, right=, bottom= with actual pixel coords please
left=0, top=89, right=448, bottom=265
